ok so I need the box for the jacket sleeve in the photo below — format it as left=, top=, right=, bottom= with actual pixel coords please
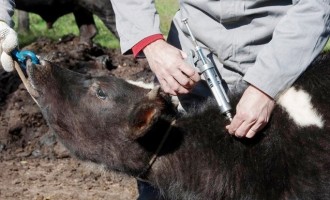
left=0, top=0, right=15, bottom=27
left=110, top=0, right=162, bottom=54
left=243, top=0, right=330, bottom=98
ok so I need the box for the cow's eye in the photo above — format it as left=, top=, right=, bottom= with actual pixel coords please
left=96, top=88, right=107, bottom=100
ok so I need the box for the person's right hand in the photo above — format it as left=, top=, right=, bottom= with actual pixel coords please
left=143, top=39, right=200, bottom=95
left=0, top=21, right=18, bottom=72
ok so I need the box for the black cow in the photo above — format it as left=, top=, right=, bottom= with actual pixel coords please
left=25, top=52, right=330, bottom=199
left=15, top=0, right=117, bottom=44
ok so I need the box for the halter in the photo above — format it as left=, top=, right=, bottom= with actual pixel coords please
left=137, top=119, right=176, bottom=180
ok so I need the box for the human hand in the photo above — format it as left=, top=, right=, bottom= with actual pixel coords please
left=143, top=40, right=200, bottom=95
left=0, top=21, right=18, bottom=72
left=226, top=85, right=275, bottom=138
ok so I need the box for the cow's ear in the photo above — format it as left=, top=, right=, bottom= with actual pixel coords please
left=128, top=86, right=163, bottom=139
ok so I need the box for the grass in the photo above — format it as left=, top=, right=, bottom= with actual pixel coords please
left=155, top=0, right=179, bottom=35
left=13, top=13, right=119, bottom=48
left=14, top=0, right=178, bottom=49
left=324, top=40, right=330, bottom=52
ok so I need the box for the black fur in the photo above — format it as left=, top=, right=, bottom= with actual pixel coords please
left=27, top=53, right=330, bottom=200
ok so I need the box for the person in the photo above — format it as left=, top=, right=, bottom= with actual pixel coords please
left=109, top=0, right=330, bottom=137
left=0, top=0, right=18, bottom=73
left=109, top=0, right=330, bottom=199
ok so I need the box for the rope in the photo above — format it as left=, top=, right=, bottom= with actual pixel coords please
left=137, top=119, right=176, bottom=180
left=14, top=61, right=38, bottom=104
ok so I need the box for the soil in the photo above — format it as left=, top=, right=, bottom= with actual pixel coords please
left=0, top=35, right=155, bottom=200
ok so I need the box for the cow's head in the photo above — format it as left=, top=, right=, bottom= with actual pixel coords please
left=26, top=59, right=178, bottom=175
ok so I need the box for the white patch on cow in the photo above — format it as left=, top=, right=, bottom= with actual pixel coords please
left=126, top=80, right=155, bottom=89
left=277, top=87, right=324, bottom=128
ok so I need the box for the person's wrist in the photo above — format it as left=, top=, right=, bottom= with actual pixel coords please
left=143, top=39, right=164, bottom=56
left=247, top=85, right=274, bottom=101
left=132, top=34, right=164, bottom=57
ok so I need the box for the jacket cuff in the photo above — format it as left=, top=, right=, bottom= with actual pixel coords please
left=243, top=70, right=280, bottom=99
left=132, top=34, right=164, bottom=57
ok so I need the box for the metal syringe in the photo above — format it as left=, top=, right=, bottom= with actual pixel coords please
left=182, top=18, right=232, bottom=121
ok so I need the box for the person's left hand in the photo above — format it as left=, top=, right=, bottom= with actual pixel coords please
left=226, top=85, right=275, bottom=138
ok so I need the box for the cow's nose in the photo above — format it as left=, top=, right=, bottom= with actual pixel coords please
left=26, top=58, right=39, bottom=74
left=26, top=58, right=48, bottom=81
left=26, top=58, right=48, bottom=72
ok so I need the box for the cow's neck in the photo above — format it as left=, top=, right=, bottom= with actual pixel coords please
left=144, top=106, right=233, bottom=198
left=137, top=119, right=177, bottom=179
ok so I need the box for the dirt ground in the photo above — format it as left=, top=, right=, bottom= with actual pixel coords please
left=0, top=35, right=155, bottom=200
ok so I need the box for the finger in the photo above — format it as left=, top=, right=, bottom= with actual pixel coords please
left=180, top=64, right=200, bottom=83
left=158, top=78, right=176, bottom=96
left=245, top=129, right=257, bottom=138
left=165, top=75, right=189, bottom=94
left=172, top=70, right=194, bottom=89
left=1, top=52, right=14, bottom=72
left=2, top=28, right=18, bottom=53
left=246, top=120, right=267, bottom=138
left=179, top=51, right=200, bottom=82
left=180, top=51, right=188, bottom=59
left=234, top=120, right=255, bottom=138
left=226, top=115, right=244, bottom=135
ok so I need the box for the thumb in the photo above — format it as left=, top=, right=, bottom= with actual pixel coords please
left=180, top=50, right=187, bottom=59
left=1, top=52, right=14, bottom=72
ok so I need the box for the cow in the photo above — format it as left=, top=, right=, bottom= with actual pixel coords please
left=15, top=0, right=117, bottom=45
left=24, top=52, right=330, bottom=200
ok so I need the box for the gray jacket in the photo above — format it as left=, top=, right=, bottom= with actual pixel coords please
left=0, top=0, right=15, bottom=27
left=111, top=0, right=330, bottom=98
